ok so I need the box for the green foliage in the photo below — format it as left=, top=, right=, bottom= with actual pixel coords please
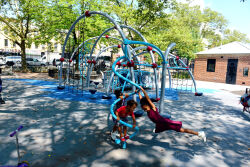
left=1, top=0, right=249, bottom=73
left=0, top=0, right=46, bottom=70
left=222, top=29, right=250, bottom=44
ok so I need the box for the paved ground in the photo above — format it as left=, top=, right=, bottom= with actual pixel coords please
left=0, top=73, right=249, bottom=167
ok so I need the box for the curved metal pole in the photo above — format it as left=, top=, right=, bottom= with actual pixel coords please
left=177, top=59, right=198, bottom=93
left=123, top=44, right=136, bottom=101
left=106, top=54, right=141, bottom=96
left=159, top=43, right=176, bottom=113
left=131, top=46, right=159, bottom=98
left=87, top=25, right=157, bottom=88
left=87, top=45, right=121, bottom=88
left=166, top=53, right=178, bottom=90
left=112, top=56, right=141, bottom=89
left=66, top=36, right=123, bottom=86
left=110, top=93, right=139, bottom=140
left=119, top=39, right=167, bottom=101
left=106, top=71, right=115, bottom=94
left=70, top=36, right=123, bottom=61
left=59, top=11, right=126, bottom=88
left=121, top=71, right=130, bottom=93
left=106, top=60, right=126, bottom=95
left=86, top=27, right=121, bottom=87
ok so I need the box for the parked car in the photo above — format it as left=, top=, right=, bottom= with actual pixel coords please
left=5, top=56, right=22, bottom=66
left=26, top=58, right=46, bottom=66
left=0, top=57, right=6, bottom=66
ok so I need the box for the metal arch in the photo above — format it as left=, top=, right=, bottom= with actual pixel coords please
left=85, top=25, right=159, bottom=99
left=88, top=45, right=120, bottom=78
left=70, top=36, right=123, bottom=61
left=167, top=52, right=198, bottom=92
left=105, top=44, right=140, bottom=96
left=159, top=43, right=176, bottom=113
left=112, top=39, right=169, bottom=111
left=175, top=57, right=198, bottom=93
left=86, top=27, right=122, bottom=87
left=112, top=39, right=171, bottom=113
left=130, top=48, right=173, bottom=100
left=58, top=11, right=126, bottom=87
left=106, top=59, right=127, bottom=95
left=86, top=35, right=124, bottom=87
left=65, top=36, right=124, bottom=84
left=120, top=25, right=159, bottom=99
left=86, top=25, right=146, bottom=87
left=105, top=51, right=142, bottom=96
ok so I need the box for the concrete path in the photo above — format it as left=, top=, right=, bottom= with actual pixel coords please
left=0, top=74, right=249, bottom=167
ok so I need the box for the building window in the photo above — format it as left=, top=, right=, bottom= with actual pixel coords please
left=4, top=39, right=8, bottom=47
left=207, top=59, right=216, bottom=72
left=42, top=45, right=45, bottom=50
left=243, top=67, right=249, bottom=77
left=13, top=43, right=16, bottom=47
left=35, top=44, right=39, bottom=49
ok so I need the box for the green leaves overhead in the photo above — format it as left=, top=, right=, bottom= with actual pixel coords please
left=0, top=0, right=47, bottom=70
left=1, top=0, right=249, bottom=68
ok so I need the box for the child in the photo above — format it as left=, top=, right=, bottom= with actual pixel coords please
left=115, top=100, right=137, bottom=142
left=111, top=89, right=129, bottom=140
left=114, top=89, right=128, bottom=111
left=137, top=87, right=206, bottom=142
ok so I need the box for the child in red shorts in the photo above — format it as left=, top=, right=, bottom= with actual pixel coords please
left=137, top=87, right=206, bottom=142
left=115, top=100, right=137, bottom=142
left=111, top=90, right=129, bottom=140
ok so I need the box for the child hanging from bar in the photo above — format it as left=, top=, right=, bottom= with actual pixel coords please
left=137, top=87, right=206, bottom=142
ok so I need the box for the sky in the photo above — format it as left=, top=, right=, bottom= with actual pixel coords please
left=191, top=0, right=250, bottom=39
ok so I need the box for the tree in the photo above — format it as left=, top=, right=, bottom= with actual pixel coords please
left=36, top=0, right=115, bottom=70
left=0, top=0, right=46, bottom=71
left=223, top=29, right=250, bottom=44
left=199, top=7, right=228, bottom=48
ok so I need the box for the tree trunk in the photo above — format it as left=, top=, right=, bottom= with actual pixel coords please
left=20, top=40, right=28, bottom=72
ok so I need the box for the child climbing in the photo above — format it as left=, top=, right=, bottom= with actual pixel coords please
left=111, top=89, right=129, bottom=140
left=115, top=100, right=137, bottom=142
left=137, top=87, right=206, bottom=142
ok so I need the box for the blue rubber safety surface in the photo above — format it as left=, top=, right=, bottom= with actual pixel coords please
left=6, top=78, right=58, bottom=88
left=42, top=87, right=179, bottom=105
left=164, top=88, right=179, bottom=100
left=196, top=88, right=221, bottom=94
left=174, top=87, right=221, bottom=94
left=43, top=87, right=117, bottom=105
left=6, top=78, right=181, bottom=104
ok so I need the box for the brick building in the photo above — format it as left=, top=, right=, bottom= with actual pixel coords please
left=194, top=42, right=250, bottom=86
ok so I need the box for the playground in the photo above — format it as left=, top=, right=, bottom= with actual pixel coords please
left=0, top=73, right=249, bottom=167
left=0, top=10, right=249, bottom=167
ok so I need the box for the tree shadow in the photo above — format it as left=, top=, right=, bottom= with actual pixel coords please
left=0, top=78, right=249, bottom=167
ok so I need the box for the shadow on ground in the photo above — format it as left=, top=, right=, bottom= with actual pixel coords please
left=0, top=79, right=249, bottom=167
